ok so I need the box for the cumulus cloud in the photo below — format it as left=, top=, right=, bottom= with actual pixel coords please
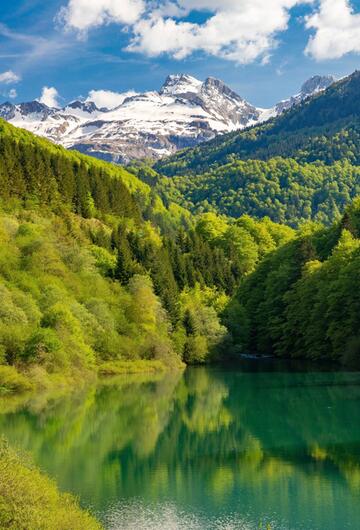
left=58, top=0, right=145, bottom=34
left=58, top=0, right=311, bottom=63
left=8, top=88, right=17, bottom=98
left=0, top=70, right=21, bottom=84
left=305, top=0, right=360, bottom=60
left=57, top=0, right=360, bottom=64
left=38, top=86, right=60, bottom=107
left=86, top=89, right=138, bottom=109
left=131, top=0, right=316, bottom=63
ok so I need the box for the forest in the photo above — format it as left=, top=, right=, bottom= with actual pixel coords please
left=153, top=158, right=360, bottom=226
left=0, top=117, right=296, bottom=396
left=226, top=198, right=360, bottom=366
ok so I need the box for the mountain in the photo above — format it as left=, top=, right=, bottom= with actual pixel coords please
left=0, top=114, right=295, bottom=389
left=227, top=197, right=360, bottom=364
left=0, top=74, right=334, bottom=163
left=156, top=71, right=359, bottom=176
left=274, top=75, right=335, bottom=114
left=153, top=70, right=360, bottom=227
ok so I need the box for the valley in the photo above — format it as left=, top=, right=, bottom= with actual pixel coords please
left=1, top=65, right=360, bottom=530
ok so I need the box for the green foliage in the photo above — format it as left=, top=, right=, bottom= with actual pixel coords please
left=0, top=120, right=142, bottom=221
left=154, top=158, right=359, bottom=226
left=0, top=209, right=184, bottom=380
left=227, top=200, right=360, bottom=364
left=180, top=284, right=229, bottom=363
left=0, top=110, right=296, bottom=375
left=22, top=329, right=62, bottom=364
left=0, top=438, right=102, bottom=529
left=98, top=359, right=167, bottom=375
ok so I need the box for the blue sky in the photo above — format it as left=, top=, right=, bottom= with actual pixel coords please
left=1, top=0, right=360, bottom=108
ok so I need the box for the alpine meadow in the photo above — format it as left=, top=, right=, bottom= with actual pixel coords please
left=1, top=2, right=360, bottom=529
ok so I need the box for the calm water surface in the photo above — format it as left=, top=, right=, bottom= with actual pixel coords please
left=1, top=362, right=360, bottom=529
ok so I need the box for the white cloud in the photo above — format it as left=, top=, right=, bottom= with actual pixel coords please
left=58, top=0, right=312, bottom=63
left=57, top=0, right=360, bottom=64
left=305, top=0, right=360, bottom=60
left=129, top=1, right=312, bottom=63
left=38, top=86, right=60, bottom=107
left=8, top=88, right=17, bottom=98
left=58, top=0, right=145, bottom=33
left=86, top=89, right=138, bottom=109
left=0, top=70, right=21, bottom=84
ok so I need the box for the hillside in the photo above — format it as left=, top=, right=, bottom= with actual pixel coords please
left=157, top=71, right=360, bottom=174
left=0, top=118, right=294, bottom=392
left=151, top=71, right=360, bottom=227
left=226, top=198, right=360, bottom=365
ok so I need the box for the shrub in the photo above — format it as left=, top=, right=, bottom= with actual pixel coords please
left=0, top=438, right=102, bottom=530
left=0, top=366, right=33, bottom=394
left=98, top=359, right=166, bottom=375
left=22, top=328, right=62, bottom=364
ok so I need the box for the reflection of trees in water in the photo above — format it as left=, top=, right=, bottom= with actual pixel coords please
left=1, top=366, right=360, bottom=517
left=0, top=372, right=182, bottom=505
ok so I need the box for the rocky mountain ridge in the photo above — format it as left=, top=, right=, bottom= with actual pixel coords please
left=0, top=74, right=335, bottom=163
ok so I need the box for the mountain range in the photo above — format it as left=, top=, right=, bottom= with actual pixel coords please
left=0, top=74, right=334, bottom=163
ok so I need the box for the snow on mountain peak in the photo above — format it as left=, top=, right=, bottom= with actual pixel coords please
left=300, top=75, right=335, bottom=97
left=160, top=74, right=203, bottom=96
left=275, top=75, right=336, bottom=115
left=61, top=100, right=102, bottom=120
left=0, top=73, right=335, bottom=164
left=67, top=100, right=99, bottom=113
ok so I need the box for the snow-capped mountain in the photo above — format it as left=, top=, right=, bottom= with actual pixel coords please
left=274, top=75, right=335, bottom=115
left=0, top=74, right=335, bottom=163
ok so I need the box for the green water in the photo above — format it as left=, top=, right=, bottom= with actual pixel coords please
left=1, top=363, right=360, bottom=529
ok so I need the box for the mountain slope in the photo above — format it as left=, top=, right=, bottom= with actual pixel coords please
left=156, top=71, right=359, bottom=175
left=0, top=74, right=260, bottom=163
left=0, top=74, right=334, bottom=164
left=151, top=70, right=360, bottom=226
left=0, top=116, right=296, bottom=386
left=274, top=75, right=335, bottom=114
left=226, top=198, right=360, bottom=364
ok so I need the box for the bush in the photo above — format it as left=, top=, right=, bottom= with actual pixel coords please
left=0, top=366, right=33, bottom=394
left=183, top=335, right=208, bottom=364
left=22, top=328, right=62, bottom=364
left=0, top=438, right=102, bottom=530
left=98, top=359, right=166, bottom=376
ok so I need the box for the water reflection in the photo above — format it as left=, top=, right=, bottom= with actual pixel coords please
left=1, top=363, right=360, bottom=529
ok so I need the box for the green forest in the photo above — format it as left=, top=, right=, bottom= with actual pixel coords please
left=2, top=69, right=360, bottom=391
left=153, top=158, right=360, bottom=226
left=0, top=117, right=296, bottom=397
left=226, top=199, right=360, bottom=366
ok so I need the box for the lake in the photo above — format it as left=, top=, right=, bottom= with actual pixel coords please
left=1, top=362, right=360, bottom=529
